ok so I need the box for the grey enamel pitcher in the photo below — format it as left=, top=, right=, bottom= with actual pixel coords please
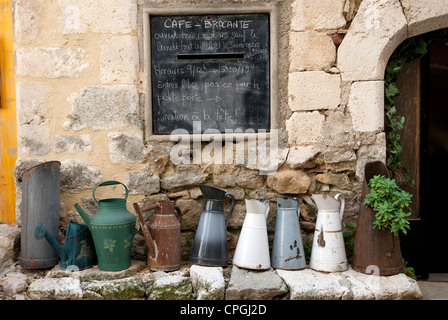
left=271, top=197, right=306, bottom=270
left=190, top=185, right=235, bottom=266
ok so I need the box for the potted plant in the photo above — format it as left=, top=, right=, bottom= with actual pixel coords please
left=351, top=161, right=409, bottom=276
left=363, top=174, right=412, bottom=236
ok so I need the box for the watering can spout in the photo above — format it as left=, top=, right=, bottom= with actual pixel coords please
left=34, top=222, right=68, bottom=263
left=74, top=203, right=91, bottom=230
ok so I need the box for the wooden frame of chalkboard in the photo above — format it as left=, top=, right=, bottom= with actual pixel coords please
left=142, top=6, right=279, bottom=141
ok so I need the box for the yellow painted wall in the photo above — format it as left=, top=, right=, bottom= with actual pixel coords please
left=0, top=0, right=17, bottom=224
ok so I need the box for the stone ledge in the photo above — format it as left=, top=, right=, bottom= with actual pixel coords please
left=0, top=260, right=422, bottom=300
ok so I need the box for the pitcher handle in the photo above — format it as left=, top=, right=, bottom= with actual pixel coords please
left=224, top=192, right=235, bottom=228
left=334, top=193, right=345, bottom=221
left=93, top=180, right=129, bottom=203
left=261, top=200, right=270, bottom=220
left=293, top=197, right=301, bottom=219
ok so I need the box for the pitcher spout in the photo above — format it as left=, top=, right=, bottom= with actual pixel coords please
left=74, top=203, right=91, bottom=230
left=34, top=222, right=68, bottom=263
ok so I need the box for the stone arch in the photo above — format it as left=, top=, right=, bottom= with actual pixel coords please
left=338, top=0, right=448, bottom=82
left=337, top=0, right=448, bottom=176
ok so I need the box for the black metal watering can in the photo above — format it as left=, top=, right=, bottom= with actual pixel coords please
left=35, top=221, right=97, bottom=270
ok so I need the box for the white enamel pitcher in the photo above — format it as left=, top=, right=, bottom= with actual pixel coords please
left=309, top=193, right=348, bottom=272
left=233, top=199, right=271, bottom=270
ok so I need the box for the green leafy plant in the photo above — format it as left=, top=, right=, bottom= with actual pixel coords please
left=403, top=259, right=417, bottom=280
left=364, top=174, right=412, bottom=235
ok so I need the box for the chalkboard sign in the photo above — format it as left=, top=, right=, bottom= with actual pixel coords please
left=150, top=13, right=270, bottom=134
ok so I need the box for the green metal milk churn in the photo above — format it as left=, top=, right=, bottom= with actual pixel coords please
left=74, top=181, right=136, bottom=271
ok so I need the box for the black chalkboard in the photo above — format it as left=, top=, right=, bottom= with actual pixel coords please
left=150, top=13, right=270, bottom=134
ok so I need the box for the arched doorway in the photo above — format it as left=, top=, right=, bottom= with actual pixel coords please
left=337, top=1, right=448, bottom=280
left=397, top=34, right=448, bottom=279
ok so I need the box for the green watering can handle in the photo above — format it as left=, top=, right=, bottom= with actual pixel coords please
left=93, top=180, right=129, bottom=203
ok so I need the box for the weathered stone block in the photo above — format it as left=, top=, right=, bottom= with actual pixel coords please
left=267, top=169, right=311, bottom=194
left=286, top=111, right=325, bottom=146
left=60, top=159, right=102, bottom=193
left=291, top=0, right=346, bottom=31
left=148, top=271, right=193, bottom=300
left=126, top=169, right=160, bottom=195
left=0, top=224, right=21, bottom=260
left=0, top=272, right=28, bottom=297
left=289, top=31, right=336, bottom=71
left=100, top=35, right=139, bottom=84
left=161, top=165, right=206, bottom=190
left=316, top=172, right=353, bottom=190
left=27, top=277, right=83, bottom=300
left=276, top=268, right=349, bottom=300
left=82, top=277, right=146, bottom=300
left=355, top=133, right=386, bottom=180
left=108, top=132, right=147, bottom=163
left=348, top=81, right=384, bottom=132
left=53, top=135, right=92, bottom=154
left=64, top=85, right=140, bottom=131
left=288, top=71, right=341, bottom=111
left=16, top=47, right=88, bottom=78
left=402, top=0, right=448, bottom=37
left=18, top=124, right=51, bottom=156
left=16, top=81, right=52, bottom=126
left=226, top=266, right=288, bottom=300
left=13, top=0, right=44, bottom=44
left=59, top=0, right=137, bottom=34
left=286, top=146, right=318, bottom=168
left=190, top=265, right=225, bottom=300
left=175, top=199, right=202, bottom=230
left=0, top=249, right=14, bottom=277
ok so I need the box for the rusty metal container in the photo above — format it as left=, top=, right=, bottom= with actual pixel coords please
left=352, top=161, right=404, bottom=276
left=133, top=201, right=182, bottom=271
left=19, top=161, right=61, bottom=269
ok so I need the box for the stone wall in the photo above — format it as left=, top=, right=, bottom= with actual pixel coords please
left=12, top=0, right=448, bottom=262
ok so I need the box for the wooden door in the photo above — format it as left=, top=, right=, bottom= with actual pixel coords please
left=0, top=0, right=17, bottom=224
left=398, top=37, right=448, bottom=278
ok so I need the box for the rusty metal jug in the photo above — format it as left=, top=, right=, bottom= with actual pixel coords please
left=133, top=201, right=182, bottom=271
left=74, top=180, right=136, bottom=271
left=271, top=197, right=306, bottom=270
left=19, top=161, right=61, bottom=269
left=352, top=161, right=404, bottom=276
left=34, top=220, right=97, bottom=270
left=190, top=185, right=235, bottom=266
left=310, top=193, right=348, bottom=272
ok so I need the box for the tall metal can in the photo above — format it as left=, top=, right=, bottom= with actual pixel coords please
left=19, top=161, right=61, bottom=269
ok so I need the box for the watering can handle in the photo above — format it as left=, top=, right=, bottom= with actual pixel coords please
left=93, top=180, right=129, bottom=203
left=138, top=202, right=182, bottom=223
left=224, top=192, right=235, bottom=229
left=334, top=193, right=345, bottom=221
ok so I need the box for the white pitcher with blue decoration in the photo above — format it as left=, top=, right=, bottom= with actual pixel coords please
left=233, top=199, right=271, bottom=270
left=309, top=193, right=348, bottom=272
left=271, top=197, right=306, bottom=270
